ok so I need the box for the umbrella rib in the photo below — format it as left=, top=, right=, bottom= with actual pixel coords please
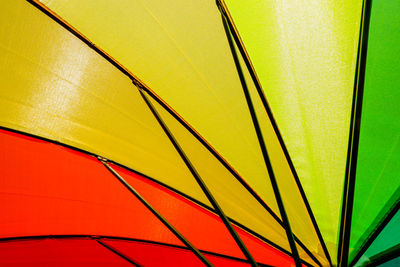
left=349, top=197, right=400, bottom=267
left=216, top=0, right=332, bottom=265
left=217, top=4, right=302, bottom=267
left=25, top=1, right=322, bottom=264
left=337, top=0, right=372, bottom=266
left=2, top=125, right=316, bottom=266
left=99, top=160, right=214, bottom=267
left=138, top=87, right=259, bottom=267
left=95, top=238, right=142, bottom=267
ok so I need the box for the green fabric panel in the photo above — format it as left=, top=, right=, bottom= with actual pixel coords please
left=378, top=257, right=400, bottom=267
left=350, top=0, right=400, bottom=262
left=354, top=211, right=400, bottom=266
left=364, top=211, right=400, bottom=260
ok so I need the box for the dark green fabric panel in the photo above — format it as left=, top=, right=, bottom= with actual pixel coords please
left=364, top=210, right=400, bottom=260
left=354, top=210, right=400, bottom=266
left=349, top=0, right=400, bottom=263
left=378, top=257, right=400, bottom=267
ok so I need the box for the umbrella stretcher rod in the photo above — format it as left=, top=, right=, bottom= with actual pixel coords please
left=217, top=2, right=302, bottom=267
left=138, top=87, right=259, bottom=267
left=99, top=159, right=214, bottom=267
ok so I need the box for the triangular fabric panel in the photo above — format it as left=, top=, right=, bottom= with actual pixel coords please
left=241, top=51, right=328, bottom=265
left=112, top=163, right=295, bottom=266
left=349, top=0, right=400, bottom=263
left=37, top=0, right=297, bottom=228
left=223, top=0, right=363, bottom=262
left=102, top=239, right=257, bottom=267
left=0, top=2, right=304, bottom=264
left=223, top=33, right=329, bottom=264
left=0, top=237, right=270, bottom=267
left=0, top=129, right=183, bottom=246
left=144, top=93, right=292, bottom=254
left=0, top=128, right=296, bottom=266
left=0, top=238, right=132, bottom=266
left=354, top=210, right=400, bottom=266
left=377, top=257, right=400, bottom=267
left=0, top=0, right=209, bottom=207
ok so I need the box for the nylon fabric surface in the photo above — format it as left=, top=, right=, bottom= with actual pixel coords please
left=224, top=1, right=363, bottom=262
left=235, top=45, right=329, bottom=265
left=0, top=0, right=209, bottom=207
left=354, top=211, right=400, bottom=266
left=0, top=238, right=132, bottom=266
left=0, top=129, right=295, bottom=265
left=35, top=1, right=333, bottom=261
left=349, top=0, right=400, bottom=263
left=0, top=0, right=295, bottom=252
left=1, top=0, right=398, bottom=266
left=0, top=129, right=182, bottom=245
left=145, top=94, right=290, bottom=253
left=37, top=0, right=282, bottom=222
left=113, top=163, right=295, bottom=266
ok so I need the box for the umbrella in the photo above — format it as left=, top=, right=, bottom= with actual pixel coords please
left=0, top=0, right=398, bottom=266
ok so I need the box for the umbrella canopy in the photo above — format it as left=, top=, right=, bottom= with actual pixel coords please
left=0, top=0, right=398, bottom=266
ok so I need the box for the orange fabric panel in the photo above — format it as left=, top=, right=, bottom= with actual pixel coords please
left=113, top=164, right=295, bottom=266
left=0, top=129, right=180, bottom=245
left=0, top=129, right=294, bottom=265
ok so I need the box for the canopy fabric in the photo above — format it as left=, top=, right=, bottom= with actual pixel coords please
left=224, top=1, right=363, bottom=260
left=0, top=237, right=266, bottom=267
left=349, top=0, right=400, bottom=264
left=0, top=129, right=294, bottom=266
left=32, top=2, right=329, bottom=263
left=0, top=0, right=399, bottom=266
left=0, top=1, right=303, bottom=262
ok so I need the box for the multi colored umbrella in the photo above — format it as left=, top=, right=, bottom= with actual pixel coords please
left=0, top=0, right=398, bottom=266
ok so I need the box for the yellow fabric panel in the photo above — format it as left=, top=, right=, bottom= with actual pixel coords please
left=38, top=0, right=282, bottom=216
left=36, top=0, right=337, bottom=260
left=1, top=2, right=297, bottom=255
left=146, top=91, right=291, bottom=253
left=224, top=0, right=362, bottom=261
left=0, top=0, right=209, bottom=206
left=149, top=90, right=324, bottom=265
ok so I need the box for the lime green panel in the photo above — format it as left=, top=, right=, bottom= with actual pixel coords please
left=239, top=43, right=329, bottom=264
left=224, top=0, right=363, bottom=260
left=350, top=0, right=400, bottom=262
left=0, top=0, right=209, bottom=206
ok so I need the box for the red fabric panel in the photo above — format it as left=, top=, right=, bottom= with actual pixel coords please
left=0, top=237, right=254, bottom=267
left=113, top=164, right=294, bottom=266
left=0, top=238, right=130, bottom=266
left=103, top=239, right=250, bottom=267
left=0, top=129, right=294, bottom=266
left=0, top=129, right=181, bottom=245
